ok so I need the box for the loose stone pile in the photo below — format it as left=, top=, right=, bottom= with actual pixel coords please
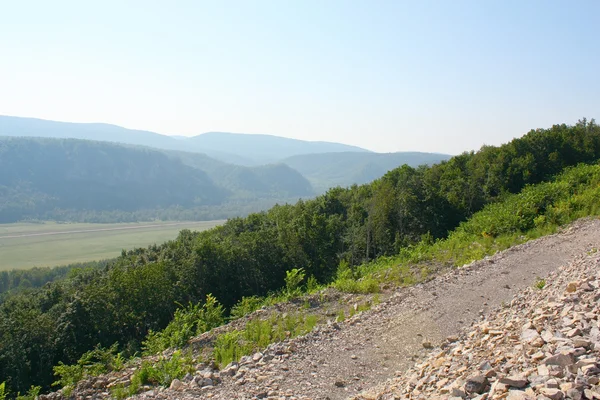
left=355, top=250, right=600, bottom=400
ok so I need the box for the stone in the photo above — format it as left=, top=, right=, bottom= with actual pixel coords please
left=464, top=375, right=488, bottom=394
left=521, top=329, right=541, bottom=344
left=538, top=388, right=565, bottom=400
left=169, top=379, right=184, bottom=391
left=499, top=375, right=528, bottom=388
left=543, top=353, right=575, bottom=367
left=566, top=282, right=578, bottom=293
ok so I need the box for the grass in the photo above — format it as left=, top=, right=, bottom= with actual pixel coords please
left=331, top=163, right=600, bottom=292
left=213, top=313, right=318, bottom=368
left=0, top=220, right=223, bottom=270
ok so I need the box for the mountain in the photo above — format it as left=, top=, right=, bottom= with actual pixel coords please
left=282, top=151, right=452, bottom=192
left=187, top=131, right=369, bottom=164
left=0, top=137, right=314, bottom=223
left=161, top=150, right=314, bottom=198
left=0, top=115, right=368, bottom=166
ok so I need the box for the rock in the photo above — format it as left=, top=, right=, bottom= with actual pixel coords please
left=499, top=375, right=528, bottom=388
left=169, top=379, right=184, bottom=391
left=464, top=375, right=488, bottom=394
left=521, top=329, right=541, bottom=344
left=538, top=388, right=564, bottom=399
left=566, top=282, right=578, bottom=293
left=543, top=353, right=575, bottom=367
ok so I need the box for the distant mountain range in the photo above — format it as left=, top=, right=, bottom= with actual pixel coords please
left=0, top=116, right=368, bottom=166
left=0, top=136, right=314, bottom=223
left=0, top=116, right=452, bottom=221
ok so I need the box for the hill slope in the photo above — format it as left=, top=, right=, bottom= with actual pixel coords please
left=0, top=137, right=314, bottom=223
left=282, top=151, right=452, bottom=192
left=1, top=120, right=599, bottom=396
left=188, top=131, right=369, bottom=164
left=0, top=115, right=369, bottom=166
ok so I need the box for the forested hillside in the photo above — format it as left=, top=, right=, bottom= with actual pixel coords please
left=1, top=119, right=599, bottom=396
left=0, top=137, right=314, bottom=223
left=282, top=151, right=452, bottom=192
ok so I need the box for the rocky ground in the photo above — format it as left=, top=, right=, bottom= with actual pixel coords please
left=46, top=218, right=600, bottom=400
left=356, top=243, right=600, bottom=399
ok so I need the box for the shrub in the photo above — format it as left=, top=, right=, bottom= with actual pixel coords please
left=0, top=382, right=7, bottom=400
left=534, top=277, right=546, bottom=290
left=213, top=313, right=318, bottom=368
left=229, top=296, right=265, bottom=320
left=143, top=294, right=224, bottom=355
left=213, top=331, right=248, bottom=368
left=284, top=268, right=305, bottom=296
left=53, top=343, right=124, bottom=394
left=15, top=386, right=41, bottom=400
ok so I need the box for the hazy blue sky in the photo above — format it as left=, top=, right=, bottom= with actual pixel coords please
left=1, top=0, right=598, bottom=154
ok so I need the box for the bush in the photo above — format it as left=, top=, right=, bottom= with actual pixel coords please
left=0, top=382, right=7, bottom=400
left=229, top=296, right=265, bottom=320
left=143, top=294, right=224, bottom=355
left=213, top=331, right=248, bottom=368
left=213, top=313, right=318, bottom=368
left=52, top=343, right=124, bottom=395
left=284, top=268, right=305, bottom=297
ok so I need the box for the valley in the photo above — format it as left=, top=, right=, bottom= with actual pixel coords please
left=0, top=220, right=223, bottom=270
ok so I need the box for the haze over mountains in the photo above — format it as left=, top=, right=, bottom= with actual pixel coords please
left=0, top=115, right=451, bottom=222
left=0, top=116, right=369, bottom=166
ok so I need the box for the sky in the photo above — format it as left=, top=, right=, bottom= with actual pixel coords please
left=1, top=0, right=599, bottom=154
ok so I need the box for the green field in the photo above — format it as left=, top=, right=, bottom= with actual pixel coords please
left=0, top=220, right=224, bottom=270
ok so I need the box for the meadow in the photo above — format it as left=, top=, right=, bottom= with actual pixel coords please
left=0, top=220, right=224, bottom=270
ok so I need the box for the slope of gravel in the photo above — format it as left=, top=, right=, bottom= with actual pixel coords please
left=135, top=218, right=600, bottom=400
left=357, top=233, right=600, bottom=399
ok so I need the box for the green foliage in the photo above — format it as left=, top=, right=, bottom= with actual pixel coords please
left=306, top=275, right=319, bottom=292
left=0, top=382, right=7, bottom=400
left=213, top=314, right=318, bottom=368
left=229, top=296, right=265, bottom=320
left=284, top=268, right=306, bottom=296
left=534, top=278, right=546, bottom=290
left=3, top=120, right=600, bottom=395
left=213, top=331, right=249, bottom=368
left=333, top=260, right=380, bottom=293
left=52, top=343, right=125, bottom=394
left=143, top=295, right=224, bottom=355
left=15, top=386, right=41, bottom=400
left=111, top=350, right=195, bottom=398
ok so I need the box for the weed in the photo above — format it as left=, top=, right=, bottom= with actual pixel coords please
left=336, top=310, right=345, bottom=322
left=534, top=277, right=546, bottom=290
left=0, top=382, right=7, bottom=400
left=15, top=386, right=41, bottom=400
left=285, top=268, right=305, bottom=297
left=143, top=294, right=224, bottom=355
left=53, top=343, right=125, bottom=394
left=213, top=313, right=317, bottom=368
left=229, top=296, right=265, bottom=320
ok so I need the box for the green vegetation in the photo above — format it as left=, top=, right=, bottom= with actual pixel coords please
left=0, top=136, right=314, bottom=223
left=142, top=295, right=224, bottom=355
left=0, top=221, right=222, bottom=271
left=1, top=119, right=599, bottom=397
left=282, top=151, right=451, bottom=193
left=534, top=278, right=547, bottom=290
left=213, top=313, right=318, bottom=368
left=52, top=344, right=125, bottom=396
left=110, top=351, right=195, bottom=399
left=334, top=162, right=600, bottom=290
